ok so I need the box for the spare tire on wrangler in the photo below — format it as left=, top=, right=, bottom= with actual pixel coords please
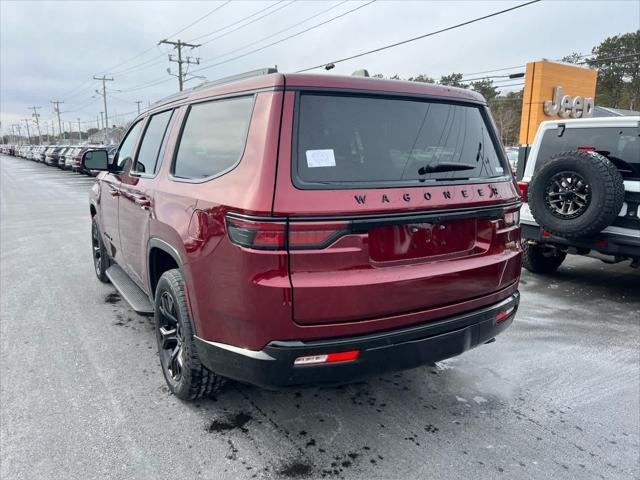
left=528, top=150, right=624, bottom=238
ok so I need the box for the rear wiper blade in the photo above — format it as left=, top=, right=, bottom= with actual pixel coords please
left=418, top=162, right=476, bottom=175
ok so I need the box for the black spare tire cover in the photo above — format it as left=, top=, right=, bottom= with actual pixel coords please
left=528, top=150, right=625, bottom=238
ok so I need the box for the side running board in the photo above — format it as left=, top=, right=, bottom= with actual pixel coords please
left=105, top=264, right=154, bottom=316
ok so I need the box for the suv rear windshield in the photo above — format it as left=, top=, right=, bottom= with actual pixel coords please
left=537, top=125, right=640, bottom=180
left=295, top=93, right=506, bottom=188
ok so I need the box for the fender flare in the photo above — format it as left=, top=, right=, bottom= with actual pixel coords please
left=148, top=238, right=184, bottom=267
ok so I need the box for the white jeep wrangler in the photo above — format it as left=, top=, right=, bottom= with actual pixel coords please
left=518, top=116, right=639, bottom=273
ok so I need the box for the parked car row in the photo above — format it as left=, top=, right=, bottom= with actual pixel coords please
left=2, top=143, right=117, bottom=175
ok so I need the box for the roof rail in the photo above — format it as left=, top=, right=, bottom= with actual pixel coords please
left=149, top=67, right=278, bottom=110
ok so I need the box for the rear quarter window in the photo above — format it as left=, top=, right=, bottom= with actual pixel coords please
left=294, top=93, right=507, bottom=189
left=172, top=95, right=254, bottom=180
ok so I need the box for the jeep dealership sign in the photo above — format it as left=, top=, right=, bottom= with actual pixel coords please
left=543, top=86, right=594, bottom=118
left=519, top=60, right=598, bottom=145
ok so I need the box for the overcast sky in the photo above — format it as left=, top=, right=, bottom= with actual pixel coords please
left=1, top=0, right=638, bottom=136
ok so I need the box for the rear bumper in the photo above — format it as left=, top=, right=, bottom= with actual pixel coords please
left=195, top=292, right=519, bottom=389
left=521, top=223, right=640, bottom=258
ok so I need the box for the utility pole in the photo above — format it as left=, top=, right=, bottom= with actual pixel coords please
left=51, top=119, right=56, bottom=143
left=78, top=118, right=82, bottom=142
left=158, top=39, right=201, bottom=91
left=23, top=119, right=31, bottom=143
left=15, top=125, right=23, bottom=145
left=50, top=100, right=64, bottom=142
left=100, top=112, right=105, bottom=144
left=135, top=100, right=143, bottom=115
left=30, top=106, right=42, bottom=144
left=93, top=75, right=114, bottom=144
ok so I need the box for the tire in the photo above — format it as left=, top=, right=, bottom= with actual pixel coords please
left=528, top=151, right=624, bottom=238
left=522, top=243, right=566, bottom=274
left=155, top=269, right=225, bottom=401
left=91, top=218, right=111, bottom=283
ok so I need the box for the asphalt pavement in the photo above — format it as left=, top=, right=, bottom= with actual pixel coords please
left=1, top=154, right=638, bottom=480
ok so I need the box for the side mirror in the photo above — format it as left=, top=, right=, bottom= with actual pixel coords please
left=82, top=149, right=109, bottom=171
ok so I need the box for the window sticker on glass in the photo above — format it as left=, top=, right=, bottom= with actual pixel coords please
left=306, top=149, right=336, bottom=168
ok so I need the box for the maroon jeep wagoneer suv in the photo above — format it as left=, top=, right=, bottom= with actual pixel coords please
left=84, top=69, right=522, bottom=400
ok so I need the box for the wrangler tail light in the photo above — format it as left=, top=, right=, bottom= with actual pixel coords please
left=517, top=181, right=528, bottom=202
left=226, top=214, right=350, bottom=251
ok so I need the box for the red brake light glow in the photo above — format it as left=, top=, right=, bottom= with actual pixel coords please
left=496, top=306, right=515, bottom=323
left=577, top=146, right=596, bottom=152
left=517, top=181, right=528, bottom=202
left=294, top=350, right=360, bottom=366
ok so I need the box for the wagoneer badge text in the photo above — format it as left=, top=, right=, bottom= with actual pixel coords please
left=354, top=186, right=500, bottom=205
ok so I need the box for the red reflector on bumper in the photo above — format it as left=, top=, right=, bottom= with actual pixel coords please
left=496, top=307, right=515, bottom=323
left=294, top=350, right=360, bottom=366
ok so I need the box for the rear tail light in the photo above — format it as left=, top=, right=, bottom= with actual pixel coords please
left=517, top=181, right=528, bottom=202
left=496, top=306, right=515, bottom=323
left=226, top=216, right=286, bottom=250
left=288, top=221, right=350, bottom=249
left=577, top=146, right=596, bottom=152
left=294, top=350, right=360, bottom=366
left=502, top=207, right=520, bottom=227
left=226, top=214, right=350, bottom=251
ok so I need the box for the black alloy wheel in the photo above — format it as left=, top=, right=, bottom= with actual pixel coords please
left=91, top=218, right=110, bottom=283
left=544, top=171, right=591, bottom=219
left=157, top=291, right=184, bottom=383
left=154, top=269, right=225, bottom=400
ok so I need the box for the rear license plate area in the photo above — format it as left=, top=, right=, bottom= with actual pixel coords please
left=368, top=219, right=477, bottom=262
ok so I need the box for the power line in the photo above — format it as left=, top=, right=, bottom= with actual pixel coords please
left=461, top=72, right=525, bottom=83
left=495, top=82, right=525, bottom=88
left=59, top=2, right=233, bottom=100
left=109, top=55, right=167, bottom=76
left=577, top=52, right=640, bottom=64
left=64, top=96, right=100, bottom=113
left=461, top=64, right=527, bottom=78
left=98, top=1, right=270, bottom=79
left=190, top=0, right=377, bottom=75
left=111, top=0, right=350, bottom=87
left=167, top=1, right=231, bottom=39
left=198, top=0, right=295, bottom=47
left=458, top=51, right=639, bottom=81
left=204, top=1, right=348, bottom=64
left=296, top=0, right=541, bottom=72
left=188, top=0, right=288, bottom=42
left=119, top=76, right=174, bottom=94
left=116, top=0, right=374, bottom=91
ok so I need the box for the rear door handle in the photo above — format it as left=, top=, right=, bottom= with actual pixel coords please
left=108, top=185, right=120, bottom=197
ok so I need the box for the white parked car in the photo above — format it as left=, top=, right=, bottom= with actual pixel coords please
left=518, top=116, right=639, bottom=272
